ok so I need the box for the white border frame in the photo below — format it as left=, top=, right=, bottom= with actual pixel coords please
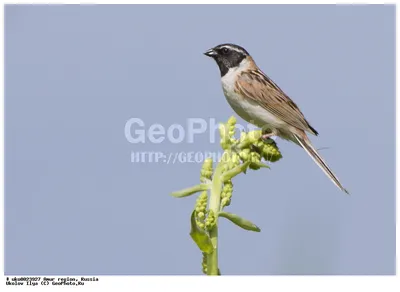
left=0, top=1, right=398, bottom=291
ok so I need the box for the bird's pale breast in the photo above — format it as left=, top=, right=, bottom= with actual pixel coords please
left=221, top=71, right=286, bottom=131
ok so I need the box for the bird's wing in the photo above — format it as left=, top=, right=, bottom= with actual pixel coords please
left=236, top=70, right=318, bottom=135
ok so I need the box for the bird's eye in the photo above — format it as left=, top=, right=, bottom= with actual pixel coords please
left=221, top=48, right=229, bottom=54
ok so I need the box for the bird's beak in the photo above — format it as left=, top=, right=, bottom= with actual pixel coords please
left=204, top=48, right=217, bottom=57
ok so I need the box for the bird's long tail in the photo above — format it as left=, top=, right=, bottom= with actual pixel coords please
left=293, top=134, right=349, bottom=194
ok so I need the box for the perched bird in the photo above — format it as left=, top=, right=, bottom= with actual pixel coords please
left=204, top=43, right=348, bottom=194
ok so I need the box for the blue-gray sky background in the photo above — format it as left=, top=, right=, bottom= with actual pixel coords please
left=5, top=5, right=395, bottom=275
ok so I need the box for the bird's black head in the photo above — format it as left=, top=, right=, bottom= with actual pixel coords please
left=204, top=43, right=250, bottom=77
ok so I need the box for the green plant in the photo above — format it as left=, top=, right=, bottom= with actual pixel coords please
left=171, top=116, right=282, bottom=275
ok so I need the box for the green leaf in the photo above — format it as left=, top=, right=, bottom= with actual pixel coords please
left=170, top=184, right=209, bottom=198
left=221, top=161, right=251, bottom=183
left=255, top=161, right=270, bottom=169
left=249, top=161, right=270, bottom=170
left=219, top=211, right=261, bottom=232
left=190, top=211, right=214, bottom=254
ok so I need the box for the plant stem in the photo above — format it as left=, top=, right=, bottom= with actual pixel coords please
left=206, top=156, right=225, bottom=275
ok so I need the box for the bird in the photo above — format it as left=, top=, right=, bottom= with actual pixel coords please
left=204, top=43, right=348, bottom=194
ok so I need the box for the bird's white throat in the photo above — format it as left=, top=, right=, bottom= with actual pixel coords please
left=220, top=57, right=252, bottom=93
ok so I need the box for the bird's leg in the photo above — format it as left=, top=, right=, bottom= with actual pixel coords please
left=261, top=133, right=274, bottom=140
left=261, top=128, right=277, bottom=141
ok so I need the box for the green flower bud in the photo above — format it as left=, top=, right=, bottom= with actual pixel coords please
left=202, top=253, right=207, bottom=275
left=223, top=181, right=233, bottom=192
left=196, top=221, right=205, bottom=230
left=237, top=132, right=251, bottom=149
left=218, top=124, right=227, bottom=137
left=262, top=141, right=283, bottom=162
left=231, top=153, right=240, bottom=166
left=221, top=197, right=231, bottom=208
left=240, top=131, right=247, bottom=141
left=195, top=191, right=208, bottom=219
left=250, top=152, right=261, bottom=163
left=255, top=140, right=265, bottom=149
left=239, top=148, right=250, bottom=161
left=221, top=181, right=233, bottom=208
left=227, top=116, right=237, bottom=126
left=205, top=210, right=217, bottom=230
left=221, top=191, right=226, bottom=199
left=200, top=158, right=213, bottom=181
left=226, top=153, right=240, bottom=170
left=249, top=152, right=263, bottom=170
left=199, top=191, right=208, bottom=201
left=219, top=124, right=231, bottom=149
left=228, top=123, right=236, bottom=142
left=247, top=130, right=262, bottom=144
